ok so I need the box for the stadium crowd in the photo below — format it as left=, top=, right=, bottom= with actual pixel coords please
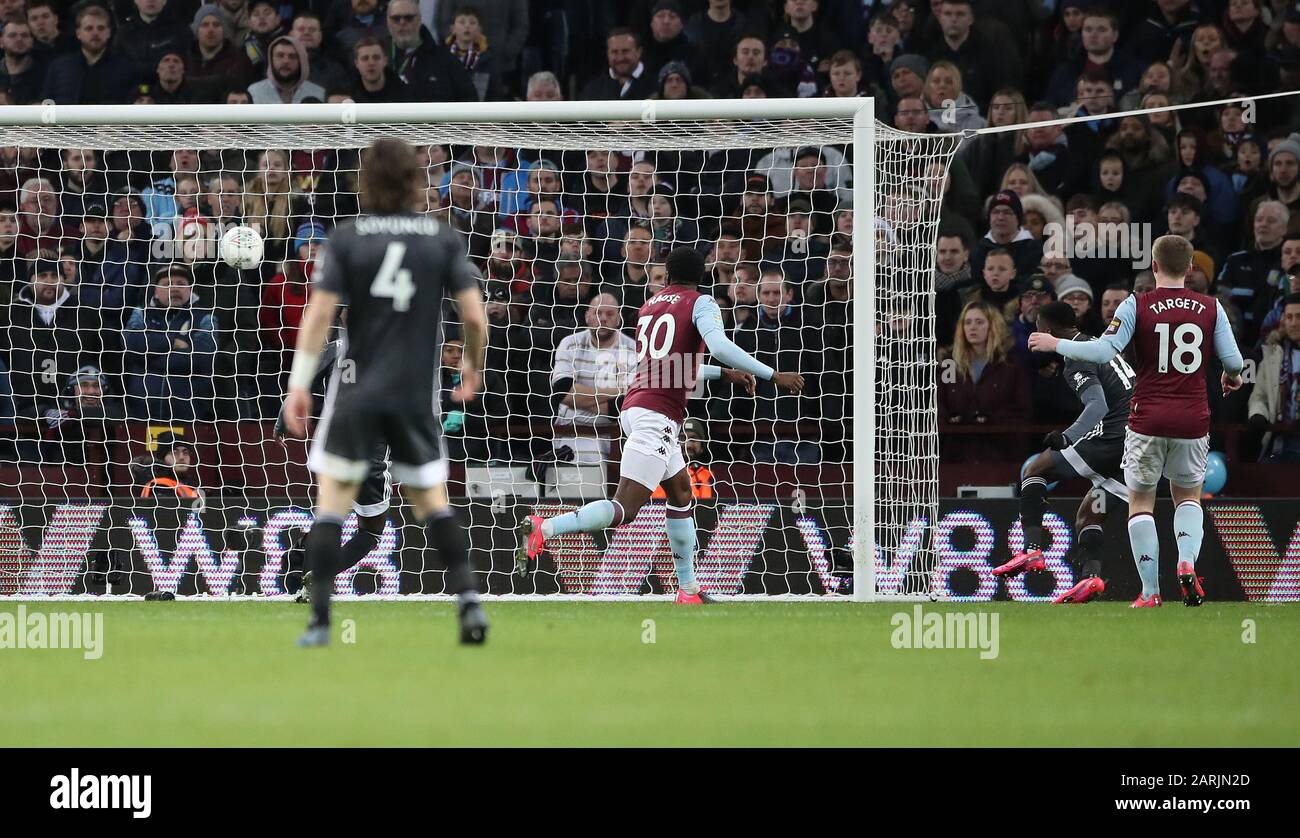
left=1, top=0, right=1299, bottom=495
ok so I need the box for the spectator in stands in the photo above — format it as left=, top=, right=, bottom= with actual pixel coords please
left=1163, top=193, right=1221, bottom=269
left=332, top=0, right=389, bottom=62
left=525, top=70, right=563, bottom=101
left=1055, top=274, right=1102, bottom=336
left=242, top=149, right=294, bottom=264
left=289, top=11, right=348, bottom=94
left=1100, top=283, right=1131, bottom=324
left=886, top=52, right=927, bottom=114
left=0, top=19, right=46, bottom=105
left=16, top=176, right=69, bottom=257
left=260, top=220, right=321, bottom=364
left=605, top=224, right=656, bottom=323
left=923, top=60, right=985, bottom=133
left=1223, top=0, right=1268, bottom=54
left=130, top=430, right=200, bottom=501
left=1009, top=274, right=1054, bottom=361
left=32, top=365, right=125, bottom=478
left=822, top=49, right=866, bottom=98
left=431, top=162, right=493, bottom=262
left=41, top=5, right=139, bottom=105
left=765, top=24, right=818, bottom=98
left=686, top=0, right=753, bottom=85
left=25, top=1, right=71, bottom=60
left=56, top=148, right=108, bottom=221
left=735, top=269, right=819, bottom=463
left=1063, top=71, right=1119, bottom=161
left=892, top=94, right=933, bottom=133
left=641, top=1, right=693, bottom=80
left=925, top=0, right=1019, bottom=110
left=1218, top=199, right=1289, bottom=345
left=442, top=4, right=504, bottom=102
left=710, top=33, right=768, bottom=99
left=347, top=36, right=410, bottom=102
left=116, top=0, right=192, bottom=76
left=963, top=246, right=1019, bottom=321
left=141, top=149, right=200, bottom=238
left=935, top=231, right=974, bottom=349
left=0, top=207, right=20, bottom=306
left=582, top=26, right=653, bottom=101
left=242, top=0, right=286, bottom=74
left=124, top=263, right=217, bottom=421
left=938, top=300, right=1029, bottom=450
left=1130, top=0, right=1201, bottom=64
left=203, top=173, right=245, bottom=227
left=436, top=0, right=529, bottom=81
left=971, top=189, right=1042, bottom=279
left=861, top=12, right=902, bottom=92
left=1248, top=293, right=1300, bottom=462
left=1265, top=133, right=1300, bottom=230
left=1, top=253, right=100, bottom=420
left=1046, top=8, right=1142, bottom=108
left=654, top=59, right=708, bottom=100
left=1259, top=251, right=1300, bottom=346
left=724, top=261, right=759, bottom=329
left=248, top=34, right=323, bottom=103
left=532, top=258, right=595, bottom=335
left=550, top=291, right=636, bottom=465
left=763, top=197, right=826, bottom=284
left=387, top=0, right=476, bottom=102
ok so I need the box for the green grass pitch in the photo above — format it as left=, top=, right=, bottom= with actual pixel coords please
left=3, top=601, right=1297, bottom=747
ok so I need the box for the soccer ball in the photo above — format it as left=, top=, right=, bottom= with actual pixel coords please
left=220, top=225, right=264, bottom=270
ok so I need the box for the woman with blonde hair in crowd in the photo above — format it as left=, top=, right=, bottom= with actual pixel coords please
left=923, top=60, right=986, bottom=133
left=938, top=300, right=1029, bottom=460
left=242, top=148, right=294, bottom=265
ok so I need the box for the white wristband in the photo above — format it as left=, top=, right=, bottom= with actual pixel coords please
left=288, top=351, right=318, bottom=392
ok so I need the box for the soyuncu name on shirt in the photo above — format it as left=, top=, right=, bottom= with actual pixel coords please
left=355, top=216, right=441, bottom=236
left=1149, top=297, right=1208, bottom=315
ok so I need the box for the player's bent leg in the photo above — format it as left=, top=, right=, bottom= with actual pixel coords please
left=1054, top=493, right=1108, bottom=604
left=1170, top=482, right=1207, bottom=607
left=995, top=449, right=1053, bottom=577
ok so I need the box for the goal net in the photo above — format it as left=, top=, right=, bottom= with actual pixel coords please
left=0, top=101, right=959, bottom=600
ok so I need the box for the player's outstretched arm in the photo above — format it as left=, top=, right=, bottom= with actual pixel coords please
left=1058, top=382, right=1108, bottom=448
left=285, top=288, right=341, bottom=438
left=1030, top=295, right=1137, bottom=363
left=693, top=296, right=804, bottom=392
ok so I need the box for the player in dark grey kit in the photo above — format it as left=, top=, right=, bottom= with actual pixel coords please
left=995, top=301, right=1133, bottom=603
left=284, top=139, right=488, bottom=646
left=275, top=333, right=391, bottom=604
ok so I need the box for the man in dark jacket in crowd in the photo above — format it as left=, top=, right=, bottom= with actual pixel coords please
left=124, top=263, right=218, bottom=421
left=41, top=4, right=139, bottom=105
left=1, top=254, right=101, bottom=420
left=115, top=0, right=193, bottom=76
left=384, top=0, right=476, bottom=102
left=581, top=26, right=655, bottom=100
left=0, top=19, right=48, bottom=104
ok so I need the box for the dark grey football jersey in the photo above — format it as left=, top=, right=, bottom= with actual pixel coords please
left=1063, top=335, right=1134, bottom=441
left=313, top=212, right=477, bottom=411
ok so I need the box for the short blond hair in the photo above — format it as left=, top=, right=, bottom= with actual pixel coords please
left=1151, top=234, right=1194, bottom=279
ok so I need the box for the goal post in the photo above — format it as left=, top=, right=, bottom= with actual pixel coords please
left=0, top=99, right=960, bottom=599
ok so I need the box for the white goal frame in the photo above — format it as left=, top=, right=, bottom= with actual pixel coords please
left=1, top=98, right=889, bottom=601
